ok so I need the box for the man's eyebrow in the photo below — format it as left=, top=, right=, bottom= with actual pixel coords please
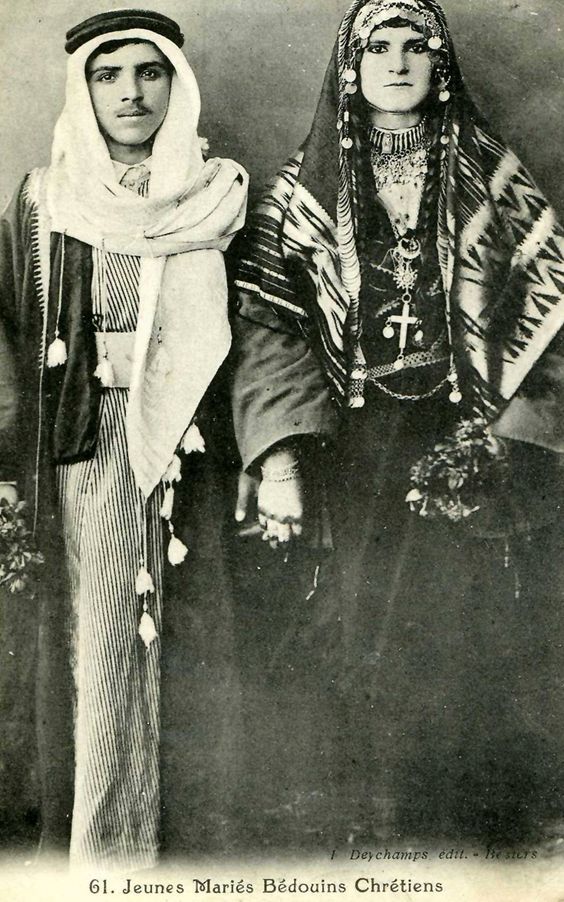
left=135, top=60, right=169, bottom=70
left=88, top=63, right=121, bottom=75
left=87, top=59, right=169, bottom=75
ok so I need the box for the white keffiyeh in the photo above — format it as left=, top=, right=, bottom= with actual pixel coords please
left=44, top=28, right=248, bottom=496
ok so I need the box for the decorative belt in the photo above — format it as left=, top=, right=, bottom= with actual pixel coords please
left=365, top=347, right=449, bottom=383
left=95, top=332, right=135, bottom=388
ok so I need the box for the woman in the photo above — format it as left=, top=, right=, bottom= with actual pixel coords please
left=0, top=9, right=247, bottom=866
left=232, top=0, right=564, bottom=845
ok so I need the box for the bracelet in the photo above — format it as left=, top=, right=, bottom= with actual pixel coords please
left=261, top=462, right=300, bottom=483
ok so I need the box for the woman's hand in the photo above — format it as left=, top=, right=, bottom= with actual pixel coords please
left=258, top=474, right=304, bottom=547
left=258, top=447, right=304, bottom=547
left=234, top=471, right=262, bottom=537
left=0, top=483, right=18, bottom=505
left=235, top=447, right=305, bottom=547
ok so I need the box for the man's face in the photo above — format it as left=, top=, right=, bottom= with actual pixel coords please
left=359, top=25, right=433, bottom=116
left=86, top=41, right=172, bottom=160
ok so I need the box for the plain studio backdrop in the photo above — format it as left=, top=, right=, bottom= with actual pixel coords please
left=0, top=0, right=562, bottom=214
left=0, top=0, right=563, bottom=876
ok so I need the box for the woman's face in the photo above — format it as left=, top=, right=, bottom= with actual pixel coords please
left=359, top=25, right=433, bottom=117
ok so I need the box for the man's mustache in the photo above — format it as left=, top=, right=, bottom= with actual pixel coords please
left=116, top=105, right=152, bottom=117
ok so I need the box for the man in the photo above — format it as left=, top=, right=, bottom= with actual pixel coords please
left=0, top=9, right=247, bottom=867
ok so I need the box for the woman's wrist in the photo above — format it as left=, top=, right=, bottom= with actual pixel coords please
left=261, top=444, right=300, bottom=482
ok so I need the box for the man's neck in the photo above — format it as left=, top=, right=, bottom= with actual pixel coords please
left=105, top=139, right=153, bottom=164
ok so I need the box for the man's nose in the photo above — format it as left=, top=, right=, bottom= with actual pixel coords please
left=121, top=73, right=143, bottom=102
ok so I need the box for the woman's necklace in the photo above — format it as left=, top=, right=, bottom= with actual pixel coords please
left=382, top=231, right=423, bottom=370
left=369, top=119, right=431, bottom=193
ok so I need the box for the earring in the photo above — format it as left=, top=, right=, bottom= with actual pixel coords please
left=438, top=72, right=451, bottom=103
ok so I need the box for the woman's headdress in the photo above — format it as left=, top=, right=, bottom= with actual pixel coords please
left=335, top=0, right=454, bottom=313
left=237, top=0, right=564, bottom=427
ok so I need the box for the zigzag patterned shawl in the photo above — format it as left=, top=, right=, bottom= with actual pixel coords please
left=237, top=0, right=564, bottom=420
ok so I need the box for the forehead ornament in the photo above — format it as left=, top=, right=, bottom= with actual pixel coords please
left=351, top=0, right=443, bottom=44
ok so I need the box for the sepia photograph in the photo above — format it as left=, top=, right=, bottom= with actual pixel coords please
left=0, top=1, right=563, bottom=899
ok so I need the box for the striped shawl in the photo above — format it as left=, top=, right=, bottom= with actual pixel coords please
left=237, top=0, right=564, bottom=425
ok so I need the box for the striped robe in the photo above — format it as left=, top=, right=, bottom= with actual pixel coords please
left=56, top=171, right=164, bottom=868
left=57, top=247, right=163, bottom=868
left=0, top=164, right=243, bottom=862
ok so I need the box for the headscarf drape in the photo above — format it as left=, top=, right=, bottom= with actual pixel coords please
left=237, top=0, right=564, bottom=427
left=43, top=28, right=248, bottom=496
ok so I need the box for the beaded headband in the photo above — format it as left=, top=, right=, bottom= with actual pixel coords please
left=351, top=0, right=443, bottom=45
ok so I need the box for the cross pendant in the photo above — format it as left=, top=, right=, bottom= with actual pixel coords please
left=389, top=300, right=418, bottom=356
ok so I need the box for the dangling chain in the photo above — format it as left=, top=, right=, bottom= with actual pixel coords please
left=347, top=222, right=462, bottom=406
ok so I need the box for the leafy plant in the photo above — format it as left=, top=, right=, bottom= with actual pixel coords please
left=0, top=499, right=44, bottom=595
left=406, top=417, right=510, bottom=523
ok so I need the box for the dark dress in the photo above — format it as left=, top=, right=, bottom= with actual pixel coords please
left=230, top=146, right=564, bottom=848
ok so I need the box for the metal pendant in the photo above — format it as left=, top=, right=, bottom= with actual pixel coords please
left=397, top=236, right=421, bottom=260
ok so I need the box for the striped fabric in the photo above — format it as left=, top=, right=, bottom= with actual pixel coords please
left=57, top=191, right=164, bottom=867
left=236, top=0, right=564, bottom=421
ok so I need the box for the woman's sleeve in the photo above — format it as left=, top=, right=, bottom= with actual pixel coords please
left=491, top=329, right=564, bottom=454
left=231, top=290, right=338, bottom=472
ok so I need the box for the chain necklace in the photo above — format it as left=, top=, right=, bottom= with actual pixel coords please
left=346, top=122, right=463, bottom=408
left=369, top=120, right=431, bottom=193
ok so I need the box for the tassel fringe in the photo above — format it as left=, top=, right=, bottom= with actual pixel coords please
left=47, top=337, right=68, bottom=368
left=160, top=486, right=175, bottom=520
left=94, top=357, right=115, bottom=387
left=138, top=611, right=158, bottom=648
left=182, top=423, right=206, bottom=454
left=168, top=533, right=188, bottom=565
left=136, top=565, right=155, bottom=596
left=164, top=453, right=182, bottom=484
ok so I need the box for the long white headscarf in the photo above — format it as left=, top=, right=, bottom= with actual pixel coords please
left=43, top=28, right=248, bottom=497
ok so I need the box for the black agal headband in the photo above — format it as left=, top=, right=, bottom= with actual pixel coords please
left=65, top=8, right=184, bottom=54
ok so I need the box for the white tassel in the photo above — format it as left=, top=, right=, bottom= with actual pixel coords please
left=181, top=422, right=206, bottom=454
left=138, top=611, right=158, bottom=648
left=46, top=337, right=67, bottom=368
left=94, top=357, right=115, bottom=387
left=136, top=565, right=155, bottom=596
left=160, top=486, right=174, bottom=521
left=168, top=534, right=188, bottom=565
left=164, top=453, right=182, bottom=484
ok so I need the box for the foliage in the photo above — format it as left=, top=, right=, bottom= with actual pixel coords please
left=406, top=417, right=510, bottom=523
left=0, top=499, right=44, bottom=595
